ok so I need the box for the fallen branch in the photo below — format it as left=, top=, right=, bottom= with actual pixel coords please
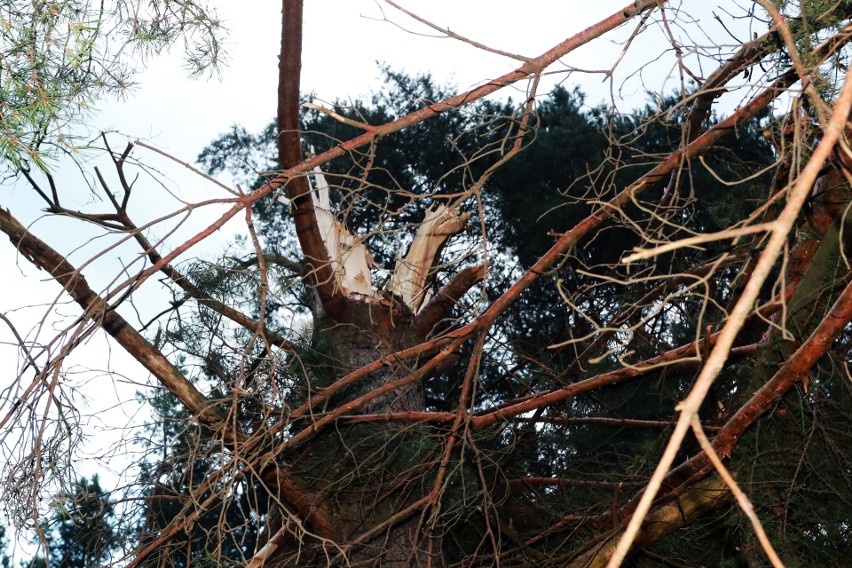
left=662, top=270, right=852, bottom=493
left=567, top=474, right=731, bottom=568
left=607, top=65, right=852, bottom=567
left=0, top=208, right=227, bottom=434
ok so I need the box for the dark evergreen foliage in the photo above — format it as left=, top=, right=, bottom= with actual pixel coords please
left=93, top=70, right=847, bottom=565
left=35, top=477, right=114, bottom=568
left=0, top=526, right=11, bottom=568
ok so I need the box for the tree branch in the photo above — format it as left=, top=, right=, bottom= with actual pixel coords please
left=567, top=474, right=731, bottom=568
left=82, top=0, right=667, bottom=309
left=663, top=270, right=852, bottom=494
left=278, top=0, right=338, bottom=308
left=607, top=64, right=852, bottom=567
left=413, top=262, right=487, bottom=336
left=0, top=208, right=227, bottom=434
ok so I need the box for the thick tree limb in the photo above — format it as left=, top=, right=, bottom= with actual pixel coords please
left=576, top=268, right=851, bottom=565
left=0, top=209, right=332, bottom=565
left=566, top=474, right=731, bottom=568
left=308, top=166, right=374, bottom=296
left=261, top=467, right=337, bottom=540
left=388, top=204, right=471, bottom=311
left=86, top=0, right=664, bottom=309
left=302, top=342, right=755, bottom=433
left=278, top=0, right=339, bottom=307
left=474, top=25, right=852, bottom=334
left=105, top=8, right=852, bottom=326
left=272, top=0, right=663, bottom=318
left=662, top=271, right=852, bottom=493
left=245, top=518, right=300, bottom=568
left=608, top=65, right=852, bottom=567
left=471, top=342, right=756, bottom=429
left=413, top=262, right=487, bottom=336
left=514, top=416, right=721, bottom=431
left=21, top=158, right=298, bottom=351
left=0, top=208, right=227, bottom=433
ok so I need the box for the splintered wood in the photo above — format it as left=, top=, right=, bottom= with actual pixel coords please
left=389, top=204, right=471, bottom=312
left=309, top=166, right=470, bottom=311
left=310, top=166, right=373, bottom=296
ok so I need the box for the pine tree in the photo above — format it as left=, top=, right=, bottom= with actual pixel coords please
left=2, top=2, right=851, bottom=566
left=37, top=477, right=115, bottom=568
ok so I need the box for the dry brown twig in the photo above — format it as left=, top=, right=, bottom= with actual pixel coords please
left=607, top=64, right=852, bottom=568
left=2, top=2, right=851, bottom=566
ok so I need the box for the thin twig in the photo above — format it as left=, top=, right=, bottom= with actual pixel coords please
left=690, top=416, right=785, bottom=568
left=606, top=64, right=852, bottom=568
left=302, top=102, right=375, bottom=131
left=383, top=0, right=530, bottom=61
left=622, top=222, right=775, bottom=263
left=134, top=140, right=240, bottom=196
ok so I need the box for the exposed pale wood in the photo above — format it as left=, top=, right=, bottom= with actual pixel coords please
left=389, top=204, right=471, bottom=312
left=309, top=166, right=373, bottom=296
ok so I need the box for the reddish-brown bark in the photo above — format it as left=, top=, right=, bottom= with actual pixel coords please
left=663, top=272, right=852, bottom=491
left=413, top=262, right=488, bottom=336
left=277, top=0, right=339, bottom=308
left=585, top=274, right=852, bottom=564
left=472, top=343, right=757, bottom=429
left=0, top=208, right=225, bottom=432
left=262, top=466, right=336, bottom=540
left=5, top=4, right=852, bottom=567
left=473, top=65, right=815, bottom=334
left=85, top=1, right=662, bottom=309
left=0, top=207, right=334, bottom=567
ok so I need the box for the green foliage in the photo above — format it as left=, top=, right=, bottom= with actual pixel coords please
left=0, top=0, right=225, bottom=170
left=160, top=68, right=847, bottom=565
left=200, top=67, right=516, bottom=267
left=135, top=387, right=267, bottom=567
left=487, top=85, right=609, bottom=265
left=0, top=525, right=11, bottom=568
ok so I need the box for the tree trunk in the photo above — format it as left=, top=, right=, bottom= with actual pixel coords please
left=259, top=295, right=438, bottom=566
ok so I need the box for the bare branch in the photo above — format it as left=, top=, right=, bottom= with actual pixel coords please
left=608, top=63, right=852, bottom=568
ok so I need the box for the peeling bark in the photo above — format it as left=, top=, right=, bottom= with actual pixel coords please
left=7, top=1, right=848, bottom=565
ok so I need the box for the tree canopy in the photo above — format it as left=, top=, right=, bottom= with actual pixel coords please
left=0, top=0, right=224, bottom=170
left=0, top=1, right=850, bottom=567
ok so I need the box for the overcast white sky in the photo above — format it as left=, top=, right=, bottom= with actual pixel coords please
left=93, top=0, right=674, bottom=160
left=0, top=0, right=762, bottom=550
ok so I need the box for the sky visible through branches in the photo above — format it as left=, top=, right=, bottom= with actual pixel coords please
left=1, top=1, right=850, bottom=566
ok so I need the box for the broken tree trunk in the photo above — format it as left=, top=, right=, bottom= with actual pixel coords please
left=272, top=170, right=476, bottom=565
left=268, top=140, right=479, bottom=564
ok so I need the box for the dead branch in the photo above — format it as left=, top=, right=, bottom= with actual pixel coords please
left=413, top=262, right=488, bottom=336
left=567, top=474, right=731, bottom=568
left=608, top=66, right=852, bottom=567
left=0, top=208, right=227, bottom=433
